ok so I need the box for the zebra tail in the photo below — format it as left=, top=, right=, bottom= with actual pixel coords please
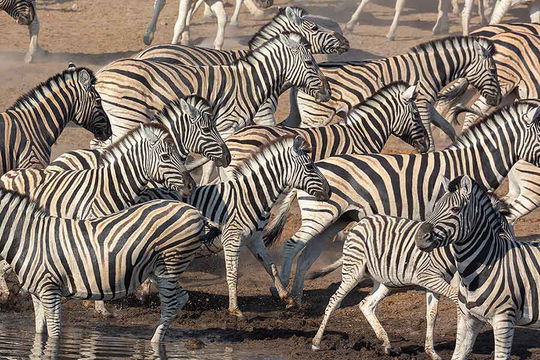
left=263, top=190, right=297, bottom=247
left=306, top=257, right=343, bottom=280
left=201, top=219, right=221, bottom=244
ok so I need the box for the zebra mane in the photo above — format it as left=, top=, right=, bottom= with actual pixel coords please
left=0, top=188, right=49, bottom=217
left=98, top=123, right=173, bottom=166
left=410, top=36, right=495, bottom=58
left=243, top=32, right=311, bottom=66
left=345, top=81, right=409, bottom=121
left=227, top=135, right=298, bottom=179
left=156, top=95, right=212, bottom=121
left=8, top=67, right=96, bottom=111
left=248, top=7, right=308, bottom=49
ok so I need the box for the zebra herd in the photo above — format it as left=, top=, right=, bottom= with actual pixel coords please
left=4, top=2, right=540, bottom=359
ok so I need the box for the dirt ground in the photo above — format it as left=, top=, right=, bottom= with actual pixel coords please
left=0, top=0, right=539, bottom=359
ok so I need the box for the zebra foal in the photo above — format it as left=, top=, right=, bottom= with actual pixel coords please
left=1, top=0, right=40, bottom=63
left=0, top=64, right=111, bottom=175
left=0, top=188, right=216, bottom=342
left=415, top=175, right=539, bottom=360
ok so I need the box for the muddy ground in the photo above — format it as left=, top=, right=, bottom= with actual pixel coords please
left=0, top=0, right=539, bottom=358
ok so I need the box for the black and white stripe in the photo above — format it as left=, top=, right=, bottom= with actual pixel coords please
left=0, top=65, right=111, bottom=175
left=2, top=0, right=40, bottom=63
left=0, top=187, right=214, bottom=342
left=415, top=175, right=536, bottom=359
left=135, top=136, right=330, bottom=317
left=292, top=36, right=501, bottom=149
left=275, top=100, right=540, bottom=305
left=311, top=214, right=457, bottom=360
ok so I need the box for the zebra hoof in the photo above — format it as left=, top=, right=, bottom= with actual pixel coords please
left=385, top=34, right=395, bottom=41
left=229, top=20, right=239, bottom=27
left=269, top=286, right=280, bottom=299
left=425, top=348, right=442, bottom=360
left=24, top=53, right=34, bottom=64
left=143, top=33, right=154, bottom=46
left=311, top=343, right=320, bottom=351
left=228, top=308, right=245, bottom=319
left=384, top=345, right=401, bottom=356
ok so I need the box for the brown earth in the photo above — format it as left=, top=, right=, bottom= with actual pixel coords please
left=0, top=0, right=539, bottom=359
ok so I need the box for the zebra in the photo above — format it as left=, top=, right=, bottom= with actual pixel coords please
left=1, top=0, right=40, bottom=63
left=291, top=36, right=501, bottom=150
left=134, top=135, right=330, bottom=317
left=96, top=32, right=330, bottom=144
left=137, top=6, right=348, bottom=126
left=415, top=175, right=540, bottom=359
left=0, top=64, right=111, bottom=176
left=0, top=186, right=217, bottom=342
left=310, top=213, right=458, bottom=360
left=272, top=100, right=540, bottom=306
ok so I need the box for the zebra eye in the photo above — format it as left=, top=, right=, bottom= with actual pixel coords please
left=309, top=24, right=319, bottom=31
left=201, top=126, right=211, bottom=134
left=451, top=206, right=461, bottom=214
left=306, top=163, right=314, bottom=171
left=160, top=154, right=171, bottom=161
left=305, top=60, right=314, bottom=66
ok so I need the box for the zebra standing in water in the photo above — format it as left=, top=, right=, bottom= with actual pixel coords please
left=273, top=100, right=540, bottom=306
left=136, top=136, right=330, bottom=317
left=0, top=64, right=111, bottom=175
left=415, top=175, right=540, bottom=359
left=292, top=36, right=501, bottom=149
left=137, top=6, right=349, bottom=126
left=1, top=0, right=40, bottom=63
left=96, top=32, right=329, bottom=143
left=0, top=187, right=217, bottom=342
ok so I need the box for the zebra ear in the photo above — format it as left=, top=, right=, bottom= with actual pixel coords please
left=525, top=106, right=540, bottom=125
left=143, top=125, right=160, bottom=145
left=473, top=40, right=491, bottom=58
left=179, top=98, right=198, bottom=122
left=292, top=135, right=306, bottom=155
left=460, top=175, right=473, bottom=196
left=441, top=176, right=451, bottom=192
left=402, top=84, right=417, bottom=102
left=79, top=69, right=92, bottom=90
left=285, top=7, right=303, bottom=26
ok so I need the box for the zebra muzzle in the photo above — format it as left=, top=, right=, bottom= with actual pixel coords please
left=415, top=222, right=436, bottom=252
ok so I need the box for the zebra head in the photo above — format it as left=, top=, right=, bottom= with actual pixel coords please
left=389, top=82, right=429, bottom=153
left=289, top=136, right=330, bottom=201
left=68, top=65, right=112, bottom=142
left=142, top=123, right=195, bottom=196
left=249, top=7, right=349, bottom=55
left=279, top=32, right=331, bottom=103
left=5, top=0, right=35, bottom=25
left=415, top=175, right=507, bottom=252
left=463, top=37, right=501, bottom=107
left=176, top=97, right=231, bottom=168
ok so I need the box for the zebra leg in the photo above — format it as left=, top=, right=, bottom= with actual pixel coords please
left=176, top=286, right=189, bottom=310
left=25, top=10, right=40, bottom=64
left=172, top=0, right=191, bottom=45
left=359, top=283, right=398, bottom=355
left=424, top=292, right=442, bottom=360
left=246, top=233, right=289, bottom=303
left=144, top=0, right=167, bottom=45
left=210, top=1, right=227, bottom=50
left=151, top=277, right=179, bottom=343
left=530, top=0, right=540, bottom=22
left=0, top=261, right=11, bottom=302
left=477, top=0, right=487, bottom=24
left=244, top=0, right=265, bottom=17
left=452, top=0, right=460, bottom=15
left=461, top=0, right=475, bottom=35
left=230, top=0, right=243, bottom=25
left=345, top=0, right=371, bottom=33
left=451, top=309, right=484, bottom=360
left=32, top=295, right=47, bottom=334
left=491, top=313, right=516, bottom=359
left=489, top=0, right=513, bottom=24
left=311, top=261, right=365, bottom=351
left=386, top=0, right=405, bottom=41
left=94, top=301, right=114, bottom=318
left=222, top=232, right=245, bottom=317
left=40, top=290, right=62, bottom=338
left=433, top=0, right=451, bottom=34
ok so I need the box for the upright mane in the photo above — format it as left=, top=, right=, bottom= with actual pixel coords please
left=409, top=36, right=495, bottom=57
left=7, top=67, right=96, bottom=112
left=98, top=123, right=172, bottom=165
left=248, top=7, right=308, bottom=49
left=243, top=32, right=310, bottom=66
left=228, top=135, right=297, bottom=179
left=345, top=81, right=409, bottom=122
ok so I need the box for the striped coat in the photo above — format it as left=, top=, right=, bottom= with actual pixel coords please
left=1, top=0, right=40, bottom=63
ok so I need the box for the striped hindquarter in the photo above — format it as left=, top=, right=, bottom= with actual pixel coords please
left=0, top=189, right=211, bottom=342
left=293, top=36, right=501, bottom=149
left=276, top=100, right=540, bottom=305
left=416, top=176, right=540, bottom=359
left=311, top=215, right=456, bottom=360
left=96, top=32, right=328, bottom=143
left=0, top=66, right=111, bottom=175
left=136, top=136, right=330, bottom=317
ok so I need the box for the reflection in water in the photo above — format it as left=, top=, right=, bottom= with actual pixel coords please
left=0, top=325, right=282, bottom=359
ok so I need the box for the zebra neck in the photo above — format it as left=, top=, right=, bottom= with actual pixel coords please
left=6, top=92, right=74, bottom=162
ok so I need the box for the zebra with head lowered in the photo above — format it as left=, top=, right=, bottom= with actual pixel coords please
left=415, top=175, right=540, bottom=360
left=1, top=0, right=40, bottom=63
left=272, top=100, right=540, bottom=306
left=291, top=36, right=501, bottom=150
left=0, top=64, right=111, bottom=175
left=137, top=6, right=348, bottom=126
left=135, top=136, right=330, bottom=317
left=0, top=187, right=217, bottom=342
